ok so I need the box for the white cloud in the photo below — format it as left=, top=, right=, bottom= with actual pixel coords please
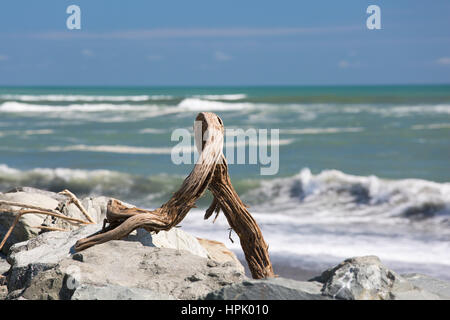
left=0, top=55, right=9, bottom=61
left=436, top=57, right=450, bottom=65
left=81, top=49, right=94, bottom=57
left=29, top=26, right=360, bottom=40
left=338, top=60, right=350, bottom=68
left=214, top=51, right=232, bottom=62
left=338, top=60, right=360, bottom=69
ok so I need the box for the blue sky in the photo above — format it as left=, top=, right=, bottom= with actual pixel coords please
left=0, top=0, right=449, bottom=86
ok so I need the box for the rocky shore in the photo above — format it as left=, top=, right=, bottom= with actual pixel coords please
left=1, top=187, right=449, bottom=300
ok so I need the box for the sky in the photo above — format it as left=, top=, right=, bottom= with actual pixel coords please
left=0, top=0, right=449, bottom=86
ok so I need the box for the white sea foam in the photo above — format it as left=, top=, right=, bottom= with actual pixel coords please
left=1, top=163, right=449, bottom=278
left=280, top=127, right=364, bottom=135
left=191, top=94, right=247, bottom=101
left=0, top=94, right=174, bottom=102
left=0, top=101, right=153, bottom=113
left=411, top=123, right=450, bottom=130
left=244, top=168, right=450, bottom=226
left=0, top=129, right=54, bottom=137
left=340, top=104, right=450, bottom=117
left=139, top=128, right=168, bottom=134
left=177, top=98, right=251, bottom=111
left=45, top=144, right=182, bottom=155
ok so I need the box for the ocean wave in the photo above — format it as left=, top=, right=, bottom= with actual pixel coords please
left=0, top=101, right=153, bottom=113
left=243, top=168, right=450, bottom=225
left=280, top=127, right=364, bottom=135
left=191, top=94, right=247, bottom=101
left=411, top=123, right=450, bottom=130
left=340, top=104, right=450, bottom=117
left=181, top=209, right=450, bottom=272
left=0, top=94, right=175, bottom=102
left=177, top=98, right=251, bottom=111
left=45, top=144, right=193, bottom=155
left=139, top=128, right=169, bottom=134
left=0, top=164, right=183, bottom=204
left=0, top=129, right=54, bottom=137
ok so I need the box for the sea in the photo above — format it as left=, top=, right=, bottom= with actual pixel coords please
left=0, top=85, right=449, bottom=280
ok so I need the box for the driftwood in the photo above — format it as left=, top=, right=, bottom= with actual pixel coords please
left=74, top=112, right=275, bottom=279
left=0, top=192, right=93, bottom=251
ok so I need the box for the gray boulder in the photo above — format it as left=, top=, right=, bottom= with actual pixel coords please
left=18, top=240, right=246, bottom=300
left=0, top=191, right=60, bottom=253
left=313, top=256, right=449, bottom=300
left=6, top=223, right=101, bottom=292
left=398, top=273, right=450, bottom=300
left=0, top=285, right=6, bottom=300
left=5, top=222, right=244, bottom=299
left=0, top=253, right=8, bottom=276
left=71, top=284, right=175, bottom=300
left=204, top=277, right=328, bottom=300
left=314, top=256, right=398, bottom=300
left=128, top=228, right=208, bottom=259
left=0, top=189, right=109, bottom=254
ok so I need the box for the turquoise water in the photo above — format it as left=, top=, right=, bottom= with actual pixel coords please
left=0, top=85, right=449, bottom=183
left=0, top=85, right=449, bottom=279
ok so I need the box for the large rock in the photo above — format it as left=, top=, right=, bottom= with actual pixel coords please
left=197, top=238, right=244, bottom=273
left=5, top=222, right=239, bottom=297
left=399, top=273, right=450, bottom=300
left=6, top=223, right=101, bottom=292
left=314, top=256, right=398, bottom=300
left=0, top=189, right=108, bottom=254
left=71, top=284, right=175, bottom=300
left=0, top=191, right=60, bottom=253
left=313, top=256, right=448, bottom=300
left=204, top=277, right=328, bottom=300
left=128, top=228, right=208, bottom=259
left=0, top=253, right=8, bottom=276
left=0, top=285, right=6, bottom=300
left=18, top=241, right=246, bottom=300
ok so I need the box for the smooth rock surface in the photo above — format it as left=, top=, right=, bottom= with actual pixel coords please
left=197, top=238, right=244, bottom=273
left=400, top=273, right=450, bottom=300
left=204, top=277, right=328, bottom=300
left=71, top=284, right=175, bottom=300
left=128, top=228, right=209, bottom=259
left=5, top=223, right=239, bottom=296
left=21, top=241, right=246, bottom=300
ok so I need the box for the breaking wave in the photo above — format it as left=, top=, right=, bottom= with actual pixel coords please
left=243, top=168, right=450, bottom=226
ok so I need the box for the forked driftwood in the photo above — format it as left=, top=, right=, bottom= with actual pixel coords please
left=74, top=112, right=275, bottom=279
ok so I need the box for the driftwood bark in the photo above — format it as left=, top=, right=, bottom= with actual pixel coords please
left=74, top=112, right=275, bottom=279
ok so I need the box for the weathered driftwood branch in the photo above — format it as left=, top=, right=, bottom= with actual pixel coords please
left=0, top=192, right=94, bottom=251
left=75, top=112, right=275, bottom=279
left=59, top=189, right=95, bottom=223
left=0, top=209, right=91, bottom=251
